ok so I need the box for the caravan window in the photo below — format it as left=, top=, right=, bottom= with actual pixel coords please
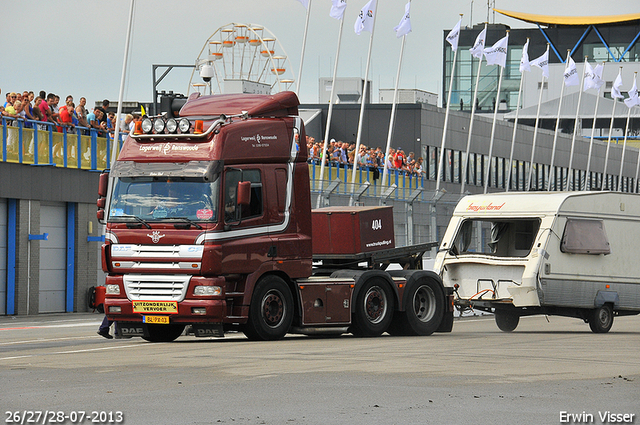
left=561, top=218, right=610, bottom=255
left=451, top=218, right=540, bottom=257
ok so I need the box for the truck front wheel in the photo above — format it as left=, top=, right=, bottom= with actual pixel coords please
left=244, top=276, right=294, bottom=341
left=142, top=324, right=185, bottom=342
left=495, top=312, right=519, bottom=332
left=350, top=278, right=394, bottom=337
left=588, top=305, right=614, bottom=333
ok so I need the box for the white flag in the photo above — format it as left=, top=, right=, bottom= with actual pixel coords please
left=354, top=0, right=376, bottom=35
left=519, top=39, right=530, bottom=73
left=531, top=48, right=549, bottom=79
left=592, top=63, right=605, bottom=90
left=563, top=57, right=579, bottom=87
left=394, top=2, right=411, bottom=38
left=583, top=61, right=605, bottom=92
left=297, top=0, right=309, bottom=9
left=446, top=17, right=462, bottom=52
left=612, top=73, right=624, bottom=99
left=330, top=0, right=347, bottom=20
left=624, top=76, right=640, bottom=108
left=483, top=33, right=509, bottom=67
left=583, top=61, right=596, bottom=91
left=469, top=27, right=486, bottom=59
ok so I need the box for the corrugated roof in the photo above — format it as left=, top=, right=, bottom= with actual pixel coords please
left=494, top=9, right=640, bottom=26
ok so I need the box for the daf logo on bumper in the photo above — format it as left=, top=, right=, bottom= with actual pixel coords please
left=147, top=231, right=166, bottom=243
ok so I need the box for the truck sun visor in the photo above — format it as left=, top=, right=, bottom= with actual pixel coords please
left=110, top=160, right=222, bottom=181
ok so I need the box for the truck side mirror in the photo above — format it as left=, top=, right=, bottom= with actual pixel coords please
left=237, top=181, right=251, bottom=206
left=98, top=172, right=109, bottom=197
left=97, top=172, right=109, bottom=224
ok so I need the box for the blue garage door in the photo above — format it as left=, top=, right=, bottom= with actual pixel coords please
left=39, top=203, right=67, bottom=313
left=0, top=198, right=6, bottom=315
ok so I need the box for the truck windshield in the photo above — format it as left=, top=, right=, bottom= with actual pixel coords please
left=450, top=218, right=540, bottom=257
left=108, top=176, right=219, bottom=223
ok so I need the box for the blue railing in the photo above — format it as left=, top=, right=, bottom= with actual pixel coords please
left=1, top=117, right=125, bottom=171
left=307, top=161, right=427, bottom=201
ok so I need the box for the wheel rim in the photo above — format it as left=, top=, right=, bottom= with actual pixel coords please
left=412, top=285, right=436, bottom=323
left=261, top=289, right=285, bottom=328
left=364, top=286, right=387, bottom=324
left=597, top=307, right=613, bottom=328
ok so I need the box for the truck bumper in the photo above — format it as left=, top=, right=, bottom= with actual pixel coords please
left=105, top=298, right=227, bottom=324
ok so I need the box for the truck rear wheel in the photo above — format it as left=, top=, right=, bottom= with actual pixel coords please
left=495, top=312, right=519, bottom=332
left=350, top=278, right=394, bottom=337
left=388, top=280, right=444, bottom=336
left=142, top=324, right=185, bottom=342
left=589, top=305, right=614, bottom=333
left=244, top=276, right=294, bottom=341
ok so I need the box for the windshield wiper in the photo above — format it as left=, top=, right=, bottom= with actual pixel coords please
left=165, top=217, right=204, bottom=230
left=117, top=215, right=152, bottom=229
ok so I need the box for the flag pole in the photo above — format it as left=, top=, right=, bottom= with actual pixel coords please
left=617, top=104, right=632, bottom=191
left=617, top=73, right=635, bottom=192
left=527, top=44, right=549, bottom=191
left=602, top=67, right=623, bottom=190
left=436, top=14, right=462, bottom=192
left=381, top=21, right=408, bottom=194
left=111, top=0, right=135, bottom=170
left=547, top=50, right=571, bottom=191
left=350, top=0, right=378, bottom=203
left=565, top=56, right=588, bottom=191
left=584, top=62, right=605, bottom=190
left=506, top=37, right=528, bottom=192
left=461, top=23, right=487, bottom=194
left=316, top=8, right=345, bottom=209
left=483, top=30, right=509, bottom=194
left=297, top=0, right=312, bottom=94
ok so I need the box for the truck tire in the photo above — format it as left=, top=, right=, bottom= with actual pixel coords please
left=495, top=312, right=519, bottom=332
left=350, top=278, right=394, bottom=337
left=244, top=276, right=294, bottom=341
left=588, top=304, right=614, bottom=333
left=142, top=324, right=185, bottom=342
left=388, top=280, right=444, bottom=336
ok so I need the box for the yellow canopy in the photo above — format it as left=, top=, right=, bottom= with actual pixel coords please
left=494, top=9, right=640, bottom=26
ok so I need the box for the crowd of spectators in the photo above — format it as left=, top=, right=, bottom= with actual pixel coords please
left=0, top=87, right=136, bottom=137
left=305, top=135, right=424, bottom=177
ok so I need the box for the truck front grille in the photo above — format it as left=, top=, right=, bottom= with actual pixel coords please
left=123, top=274, right=191, bottom=302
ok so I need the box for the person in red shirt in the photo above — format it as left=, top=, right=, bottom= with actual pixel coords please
left=393, top=148, right=406, bottom=170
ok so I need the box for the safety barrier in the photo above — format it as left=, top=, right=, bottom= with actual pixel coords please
left=1, top=117, right=124, bottom=171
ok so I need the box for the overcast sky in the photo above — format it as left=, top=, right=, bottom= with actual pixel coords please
left=1, top=0, right=636, bottom=109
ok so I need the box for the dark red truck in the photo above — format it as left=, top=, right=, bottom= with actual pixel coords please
left=96, top=91, right=453, bottom=341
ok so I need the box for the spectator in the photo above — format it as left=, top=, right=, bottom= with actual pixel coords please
left=4, top=92, right=17, bottom=108
left=120, top=114, right=134, bottom=133
left=414, top=157, right=425, bottom=176
left=75, top=97, right=89, bottom=129
left=59, top=103, right=75, bottom=131
left=96, top=99, right=110, bottom=124
left=394, top=148, right=406, bottom=171
left=22, top=92, right=35, bottom=127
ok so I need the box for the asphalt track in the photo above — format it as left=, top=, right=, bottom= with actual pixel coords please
left=1, top=313, right=638, bottom=424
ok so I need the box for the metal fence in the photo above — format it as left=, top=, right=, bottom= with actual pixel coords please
left=1, top=117, right=124, bottom=171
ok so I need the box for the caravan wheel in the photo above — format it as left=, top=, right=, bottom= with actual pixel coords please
left=495, top=312, right=519, bottom=332
left=589, top=305, right=614, bottom=333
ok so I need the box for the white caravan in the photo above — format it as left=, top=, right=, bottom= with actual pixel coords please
left=434, top=191, right=640, bottom=333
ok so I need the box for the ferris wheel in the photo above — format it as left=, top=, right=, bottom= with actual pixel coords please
left=189, top=23, right=296, bottom=96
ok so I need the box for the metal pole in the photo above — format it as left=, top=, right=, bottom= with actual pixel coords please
left=350, top=1, right=378, bottom=197
left=316, top=13, right=345, bottom=209
left=547, top=50, right=571, bottom=191
left=566, top=57, right=589, bottom=191
left=381, top=32, right=407, bottom=194
left=584, top=62, right=605, bottom=190
left=297, top=0, right=312, bottom=94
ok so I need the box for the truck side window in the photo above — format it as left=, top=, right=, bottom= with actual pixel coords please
left=224, top=169, right=263, bottom=222
left=561, top=218, right=611, bottom=255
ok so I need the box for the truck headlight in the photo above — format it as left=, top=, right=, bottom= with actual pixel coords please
left=106, top=284, right=120, bottom=295
left=194, top=285, right=222, bottom=296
